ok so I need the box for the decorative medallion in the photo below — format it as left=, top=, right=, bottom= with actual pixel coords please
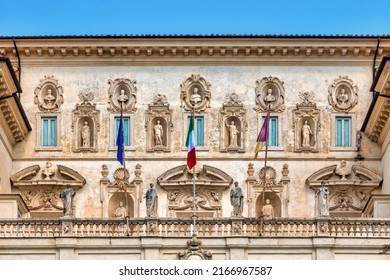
left=254, top=76, right=285, bottom=112
left=34, top=75, right=64, bottom=112
left=108, top=78, right=137, bottom=113
left=180, top=74, right=211, bottom=112
left=328, top=76, right=358, bottom=112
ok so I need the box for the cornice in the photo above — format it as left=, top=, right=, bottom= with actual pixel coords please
left=0, top=37, right=389, bottom=65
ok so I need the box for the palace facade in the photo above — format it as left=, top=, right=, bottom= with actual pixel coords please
left=0, top=35, right=390, bottom=260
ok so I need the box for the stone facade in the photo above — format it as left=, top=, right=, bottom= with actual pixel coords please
left=0, top=36, right=390, bottom=259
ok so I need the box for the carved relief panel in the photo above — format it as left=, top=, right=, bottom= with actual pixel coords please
left=254, top=76, right=285, bottom=112
left=101, top=164, right=143, bottom=218
left=307, top=162, right=382, bottom=217
left=108, top=78, right=137, bottom=113
left=145, top=94, right=173, bottom=152
left=328, top=76, right=358, bottom=112
left=180, top=74, right=211, bottom=112
left=292, top=91, right=320, bottom=152
left=246, top=163, right=290, bottom=218
left=158, top=165, right=232, bottom=218
left=34, top=75, right=64, bottom=112
left=11, top=162, right=86, bottom=217
left=219, top=92, right=247, bottom=153
left=72, top=91, right=100, bottom=152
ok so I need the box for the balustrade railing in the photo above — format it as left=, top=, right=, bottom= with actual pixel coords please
left=0, top=218, right=389, bottom=238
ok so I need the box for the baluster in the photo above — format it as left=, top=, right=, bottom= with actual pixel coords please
left=380, top=223, right=385, bottom=237
left=368, top=223, right=374, bottom=237
left=355, top=223, right=361, bottom=237
left=373, top=223, right=379, bottom=237
left=361, top=223, right=368, bottom=237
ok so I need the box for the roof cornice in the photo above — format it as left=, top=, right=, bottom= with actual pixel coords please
left=0, top=37, right=389, bottom=65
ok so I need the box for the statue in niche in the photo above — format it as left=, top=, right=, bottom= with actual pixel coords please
left=230, top=181, right=244, bottom=216
left=302, top=120, right=313, bottom=147
left=60, top=186, right=75, bottom=217
left=42, top=161, right=55, bottom=180
left=117, top=89, right=129, bottom=104
left=43, top=89, right=56, bottom=107
left=263, top=88, right=276, bottom=103
left=190, top=86, right=202, bottom=105
left=336, top=88, right=349, bottom=105
left=81, top=121, right=91, bottom=147
left=316, top=183, right=330, bottom=217
left=114, top=201, right=127, bottom=218
left=262, top=199, right=274, bottom=219
left=335, top=160, right=351, bottom=180
left=154, top=120, right=164, bottom=146
left=226, top=120, right=240, bottom=147
left=145, top=183, right=158, bottom=217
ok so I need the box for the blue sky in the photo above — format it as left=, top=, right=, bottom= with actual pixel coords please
left=1, top=0, right=389, bottom=36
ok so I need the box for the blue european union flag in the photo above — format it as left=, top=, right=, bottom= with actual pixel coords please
left=116, top=112, right=124, bottom=165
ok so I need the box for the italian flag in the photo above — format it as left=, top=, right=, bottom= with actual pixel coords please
left=186, top=116, right=197, bottom=169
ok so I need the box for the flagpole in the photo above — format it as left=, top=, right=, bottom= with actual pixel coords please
left=191, top=105, right=197, bottom=237
left=260, top=104, right=270, bottom=236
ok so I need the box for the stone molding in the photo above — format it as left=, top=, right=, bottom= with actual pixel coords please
left=180, top=74, right=211, bottom=112
left=328, top=76, right=358, bottom=112
left=254, top=76, right=285, bottom=112
left=107, top=78, right=137, bottom=113
left=34, top=75, right=64, bottom=112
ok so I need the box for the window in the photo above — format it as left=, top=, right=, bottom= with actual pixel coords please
left=262, top=116, right=278, bottom=146
left=335, top=117, right=351, bottom=146
left=188, top=116, right=204, bottom=146
left=115, top=116, right=131, bottom=146
left=41, top=117, right=57, bottom=146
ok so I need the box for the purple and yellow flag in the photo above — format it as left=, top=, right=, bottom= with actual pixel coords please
left=254, top=111, right=270, bottom=159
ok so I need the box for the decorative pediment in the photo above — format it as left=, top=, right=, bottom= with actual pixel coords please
left=10, top=162, right=86, bottom=217
left=180, top=74, right=211, bottom=112
left=328, top=76, right=358, bottom=112
left=34, top=75, right=64, bottom=112
left=306, top=162, right=382, bottom=217
left=157, top=165, right=232, bottom=217
left=254, top=76, right=285, bottom=112
left=108, top=78, right=137, bottom=113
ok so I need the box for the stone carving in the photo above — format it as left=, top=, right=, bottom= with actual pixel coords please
left=230, top=182, right=244, bottom=216
left=158, top=165, right=232, bottom=218
left=42, top=161, right=56, bottom=180
left=307, top=164, right=382, bottom=217
left=254, top=76, right=285, bottom=112
left=180, top=74, right=211, bottom=112
left=71, top=91, right=100, bottom=152
left=177, top=236, right=212, bottom=260
left=219, top=92, right=247, bottom=153
left=145, top=93, right=173, bottom=152
left=60, top=187, right=75, bottom=217
left=293, top=93, right=320, bottom=152
left=335, top=160, right=351, bottom=180
left=145, top=183, right=158, bottom=217
left=108, top=78, right=137, bottom=113
left=232, top=220, right=243, bottom=235
left=262, top=199, right=274, bottom=219
left=328, top=76, right=358, bottom=112
left=34, top=75, right=64, bottom=112
left=114, top=201, right=127, bottom=218
left=316, top=183, right=330, bottom=217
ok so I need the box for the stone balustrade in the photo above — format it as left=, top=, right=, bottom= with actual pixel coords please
left=0, top=217, right=389, bottom=238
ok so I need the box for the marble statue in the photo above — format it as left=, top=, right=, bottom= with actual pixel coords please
left=60, top=187, right=75, bottom=217
left=154, top=120, right=163, bottom=146
left=43, top=89, right=56, bottom=107
left=145, top=183, right=158, bottom=217
left=114, top=201, right=127, bottom=218
left=316, top=183, right=330, bottom=217
left=230, top=181, right=244, bottom=216
left=335, top=160, right=351, bottom=180
left=302, top=120, right=313, bottom=147
left=81, top=121, right=91, bottom=147
left=264, top=88, right=276, bottom=103
left=226, top=120, right=239, bottom=147
left=262, top=199, right=274, bottom=219
left=190, top=87, right=202, bottom=105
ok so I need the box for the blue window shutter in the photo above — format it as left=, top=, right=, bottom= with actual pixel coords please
left=196, top=117, right=204, bottom=146
left=124, top=118, right=130, bottom=146
left=270, top=117, right=278, bottom=146
left=42, top=117, right=57, bottom=146
left=343, top=118, right=351, bottom=146
left=336, top=118, right=342, bottom=146
left=50, top=118, right=57, bottom=145
left=42, top=119, right=49, bottom=146
left=336, top=117, right=351, bottom=147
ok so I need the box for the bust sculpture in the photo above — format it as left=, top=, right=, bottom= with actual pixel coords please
left=262, top=199, right=274, bottom=219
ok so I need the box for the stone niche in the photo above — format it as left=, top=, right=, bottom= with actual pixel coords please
left=34, top=75, right=64, bottom=112
left=328, top=76, right=358, bottom=112
left=219, top=91, right=247, bottom=153
left=180, top=74, right=211, bottom=112
left=100, top=164, right=143, bottom=218
left=246, top=163, right=290, bottom=218
left=292, top=91, right=320, bottom=153
left=72, top=91, right=100, bottom=152
left=254, top=76, right=285, bottom=112
left=157, top=165, right=232, bottom=218
left=306, top=161, right=382, bottom=218
left=108, top=78, right=137, bottom=113
left=145, top=93, right=173, bottom=152
left=10, top=162, right=86, bottom=218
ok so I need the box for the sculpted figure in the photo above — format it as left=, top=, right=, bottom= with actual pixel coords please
left=226, top=120, right=240, bottom=147
left=264, top=88, right=276, bottom=103
left=145, top=183, right=158, bottom=217
left=42, top=161, right=55, bottom=180
left=60, top=187, right=75, bottom=217
left=190, top=87, right=202, bottom=105
left=316, top=183, right=330, bottom=217
left=230, top=182, right=244, bottom=216
left=117, top=89, right=129, bottom=103
left=337, top=88, right=349, bottom=104
left=262, top=199, right=274, bottom=219
left=43, top=89, right=56, bottom=107
left=335, top=160, right=351, bottom=180
left=154, top=120, right=163, bottom=146
left=81, top=121, right=91, bottom=147
left=302, top=120, right=313, bottom=147
left=114, top=201, right=127, bottom=218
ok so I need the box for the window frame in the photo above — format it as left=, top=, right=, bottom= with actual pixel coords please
left=183, top=113, right=209, bottom=151
left=109, top=113, right=135, bottom=151
left=258, top=112, right=284, bottom=151
left=35, top=113, right=62, bottom=151
left=330, top=113, right=356, bottom=151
